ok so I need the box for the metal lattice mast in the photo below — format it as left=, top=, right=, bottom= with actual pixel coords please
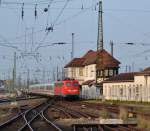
left=97, top=1, right=103, bottom=51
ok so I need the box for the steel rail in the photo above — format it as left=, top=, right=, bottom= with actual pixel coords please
left=56, top=104, right=96, bottom=118
left=41, top=106, right=63, bottom=131
left=18, top=102, right=48, bottom=131
left=19, top=99, right=62, bottom=131
left=52, top=105, right=75, bottom=118
left=0, top=113, right=25, bottom=130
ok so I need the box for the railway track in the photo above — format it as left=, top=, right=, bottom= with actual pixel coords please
left=0, top=98, right=63, bottom=131
left=0, top=99, right=147, bottom=131
left=54, top=104, right=98, bottom=119
left=72, top=124, right=145, bottom=131
left=63, top=101, right=150, bottom=120
left=0, top=96, right=43, bottom=104
left=0, top=112, right=26, bottom=131
left=55, top=101, right=147, bottom=131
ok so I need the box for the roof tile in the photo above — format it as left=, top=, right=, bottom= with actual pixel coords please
left=64, top=49, right=120, bottom=68
left=103, top=72, right=138, bottom=83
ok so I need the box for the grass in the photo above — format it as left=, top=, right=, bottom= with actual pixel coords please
left=100, top=109, right=110, bottom=119
left=104, top=100, right=150, bottom=106
left=137, top=115, right=150, bottom=130
left=84, top=99, right=150, bottom=105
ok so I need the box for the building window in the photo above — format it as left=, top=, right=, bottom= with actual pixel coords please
left=109, top=69, right=113, bottom=76
left=86, top=67, right=88, bottom=77
left=114, top=69, right=118, bottom=76
left=72, top=68, right=76, bottom=77
left=120, top=88, right=123, bottom=97
left=79, top=68, right=83, bottom=76
left=136, top=85, right=139, bottom=96
left=100, top=70, right=103, bottom=77
left=97, top=70, right=100, bottom=77
left=90, top=67, right=93, bottom=77
left=104, top=69, right=109, bottom=77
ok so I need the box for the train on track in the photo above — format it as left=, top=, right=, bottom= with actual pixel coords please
left=28, top=79, right=80, bottom=98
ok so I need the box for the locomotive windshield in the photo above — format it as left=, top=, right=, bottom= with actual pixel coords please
left=73, top=82, right=79, bottom=86
left=55, top=82, right=64, bottom=87
left=66, top=82, right=71, bottom=87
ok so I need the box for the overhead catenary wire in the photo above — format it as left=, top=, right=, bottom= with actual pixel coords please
left=1, top=0, right=97, bottom=45
left=45, top=0, right=54, bottom=26
left=34, top=0, right=71, bottom=51
left=52, top=0, right=70, bottom=26
left=105, top=12, right=150, bottom=42
left=0, top=0, right=69, bottom=6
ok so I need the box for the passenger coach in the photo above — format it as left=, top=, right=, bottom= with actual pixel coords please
left=29, top=83, right=54, bottom=96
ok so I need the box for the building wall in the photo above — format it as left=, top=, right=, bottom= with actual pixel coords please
left=84, top=64, right=96, bottom=81
left=65, top=64, right=97, bottom=84
left=81, top=85, right=101, bottom=99
left=65, top=67, right=84, bottom=84
left=103, top=75, right=150, bottom=102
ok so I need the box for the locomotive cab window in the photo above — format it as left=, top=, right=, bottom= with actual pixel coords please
left=66, top=82, right=71, bottom=87
left=73, top=82, right=79, bottom=86
left=55, top=82, right=64, bottom=87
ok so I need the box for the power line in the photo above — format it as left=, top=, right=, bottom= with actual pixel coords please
left=104, top=8, right=150, bottom=13
left=34, top=0, right=71, bottom=51
left=53, top=0, right=71, bottom=25
left=106, top=13, right=150, bottom=40
left=0, top=0, right=69, bottom=6
left=55, top=4, right=96, bottom=26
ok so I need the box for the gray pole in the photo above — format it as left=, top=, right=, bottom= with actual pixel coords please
left=97, top=1, right=103, bottom=51
left=53, top=68, right=55, bottom=81
left=42, top=68, right=45, bottom=83
left=56, top=66, right=59, bottom=80
left=71, top=33, right=74, bottom=59
left=31, top=28, right=34, bottom=52
left=110, top=40, right=114, bottom=56
left=12, top=52, right=16, bottom=92
left=25, top=28, right=27, bottom=52
left=27, top=69, right=30, bottom=90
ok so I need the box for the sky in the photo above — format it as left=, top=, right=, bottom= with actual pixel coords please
left=0, top=0, right=150, bottom=82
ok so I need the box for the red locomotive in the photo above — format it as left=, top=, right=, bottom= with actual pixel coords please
left=54, top=79, right=80, bottom=98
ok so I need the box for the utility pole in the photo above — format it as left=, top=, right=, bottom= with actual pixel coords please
left=25, top=28, right=27, bottom=52
left=110, top=40, right=114, bottom=56
left=56, top=66, right=59, bottom=80
left=27, top=69, right=30, bottom=91
left=71, top=33, right=74, bottom=59
left=61, top=67, right=65, bottom=80
left=42, top=68, right=45, bottom=83
left=52, top=68, right=55, bottom=81
left=12, top=52, right=16, bottom=92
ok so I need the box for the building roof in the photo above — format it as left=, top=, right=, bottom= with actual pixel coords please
left=102, top=72, right=138, bottom=83
left=82, top=80, right=95, bottom=85
left=83, top=49, right=120, bottom=68
left=143, top=67, right=150, bottom=72
left=64, top=49, right=120, bottom=68
left=135, top=67, right=150, bottom=76
left=64, top=58, right=85, bottom=68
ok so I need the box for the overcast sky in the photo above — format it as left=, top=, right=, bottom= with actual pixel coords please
left=0, top=0, right=150, bottom=81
